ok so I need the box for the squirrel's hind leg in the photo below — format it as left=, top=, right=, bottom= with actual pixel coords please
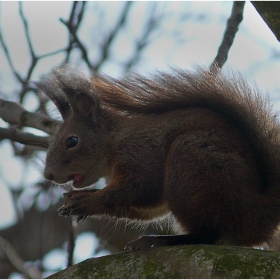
left=163, top=131, right=263, bottom=248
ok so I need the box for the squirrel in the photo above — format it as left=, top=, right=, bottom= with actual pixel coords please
left=36, top=65, right=280, bottom=251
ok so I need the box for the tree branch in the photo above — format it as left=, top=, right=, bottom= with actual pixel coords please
left=0, top=98, right=60, bottom=135
left=67, top=217, right=77, bottom=268
left=0, top=235, right=42, bottom=279
left=125, top=2, right=160, bottom=71
left=210, top=1, right=246, bottom=73
left=61, top=2, right=91, bottom=67
left=95, top=1, right=133, bottom=72
left=19, top=2, right=36, bottom=61
left=0, top=127, right=49, bottom=148
left=39, top=47, right=67, bottom=59
left=60, top=17, right=92, bottom=69
left=251, top=1, right=280, bottom=42
left=18, top=2, right=39, bottom=102
left=0, top=20, right=23, bottom=84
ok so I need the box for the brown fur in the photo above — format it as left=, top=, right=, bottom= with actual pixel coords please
left=37, top=65, right=280, bottom=250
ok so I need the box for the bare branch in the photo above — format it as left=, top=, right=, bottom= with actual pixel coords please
left=67, top=218, right=77, bottom=267
left=0, top=23, right=23, bottom=84
left=61, top=2, right=90, bottom=66
left=0, top=99, right=60, bottom=135
left=63, top=6, right=76, bottom=64
left=0, top=3, right=67, bottom=107
left=18, top=2, right=40, bottom=102
left=69, top=1, right=86, bottom=33
left=0, top=235, right=42, bottom=279
left=251, top=1, right=280, bottom=42
left=19, top=2, right=36, bottom=61
left=60, top=17, right=92, bottom=69
left=95, top=1, right=133, bottom=71
left=39, top=47, right=67, bottom=59
left=210, top=1, right=246, bottom=73
left=76, top=1, right=86, bottom=27
left=61, top=1, right=133, bottom=72
left=0, top=127, right=49, bottom=148
left=125, top=3, right=160, bottom=70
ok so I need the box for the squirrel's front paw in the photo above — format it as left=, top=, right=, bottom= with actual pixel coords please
left=57, top=205, right=71, bottom=217
left=57, top=189, right=99, bottom=221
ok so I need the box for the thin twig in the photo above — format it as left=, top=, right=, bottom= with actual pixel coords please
left=0, top=25, right=23, bottom=83
left=75, top=1, right=86, bottom=29
left=18, top=2, right=39, bottom=102
left=0, top=127, right=49, bottom=148
left=125, top=2, right=160, bottom=70
left=95, top=1, right=133, bottom=71
left=63, top=2, right=78, bottom=63
left=61, top=17, right=92, bottom=69
left=39, top=47, right=67, bottom=59
left=62, top=2, right=89, bottom=66
left=67, top=218, right=77, bottom=267
left=0, top=235, right=42, bottom=279
left=210, top=1, right=246, bottom=73
left=19, top=2, right=36, bottom=60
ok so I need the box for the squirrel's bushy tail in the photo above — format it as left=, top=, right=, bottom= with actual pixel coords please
left=93, top=67, right=280, bottom=191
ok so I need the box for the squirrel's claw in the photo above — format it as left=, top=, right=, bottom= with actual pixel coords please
left=57, top=191, right=95, bottom=220
left=57, top=205, right=70, bottom=217
left=57, top=205, right=88, bottom=222
left=77, top=215, right=88, bottom=222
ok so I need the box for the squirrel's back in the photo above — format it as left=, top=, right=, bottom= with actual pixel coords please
left=92, top=67, right=280, bottom=192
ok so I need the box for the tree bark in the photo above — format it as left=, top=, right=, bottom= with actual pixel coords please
left=47, top=245, right=280, bottom=279
left=251, top=1, right=280, bottom=42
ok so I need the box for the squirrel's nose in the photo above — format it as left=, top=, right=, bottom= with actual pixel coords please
left=44, top=169, right=54, bottom=181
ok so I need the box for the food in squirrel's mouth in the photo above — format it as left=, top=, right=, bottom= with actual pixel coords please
left=73, top=174, right=84, bottom=187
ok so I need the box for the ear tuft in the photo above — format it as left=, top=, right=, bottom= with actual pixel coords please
left=35, top=64, right=98, bottom=121
left=52, top=65, right=99, bottom=119
left=35, top=74, right=70, bottom=120
left=52, top=65, right=93, bottom=100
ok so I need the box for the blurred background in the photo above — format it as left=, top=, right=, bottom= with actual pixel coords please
left=0, top=1, right=279, bottom=278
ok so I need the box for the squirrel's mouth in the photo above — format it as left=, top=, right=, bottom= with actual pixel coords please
left=72, top=174, right=84, bottom=188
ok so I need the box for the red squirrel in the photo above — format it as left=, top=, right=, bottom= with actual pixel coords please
left=36, top=65, right=280, bottom=251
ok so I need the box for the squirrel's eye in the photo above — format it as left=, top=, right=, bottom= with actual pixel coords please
left=66, top=136, right=78, bottom=149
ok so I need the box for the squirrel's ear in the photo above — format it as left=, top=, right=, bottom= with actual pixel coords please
left=51, top=65, right=100, bottom=122
left=36, top=65, right=99, bottom=122
left=72, top=93, right=99, bottom=121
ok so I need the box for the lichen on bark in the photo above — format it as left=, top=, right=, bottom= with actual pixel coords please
left=47, top=245, right=280, bottom=279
